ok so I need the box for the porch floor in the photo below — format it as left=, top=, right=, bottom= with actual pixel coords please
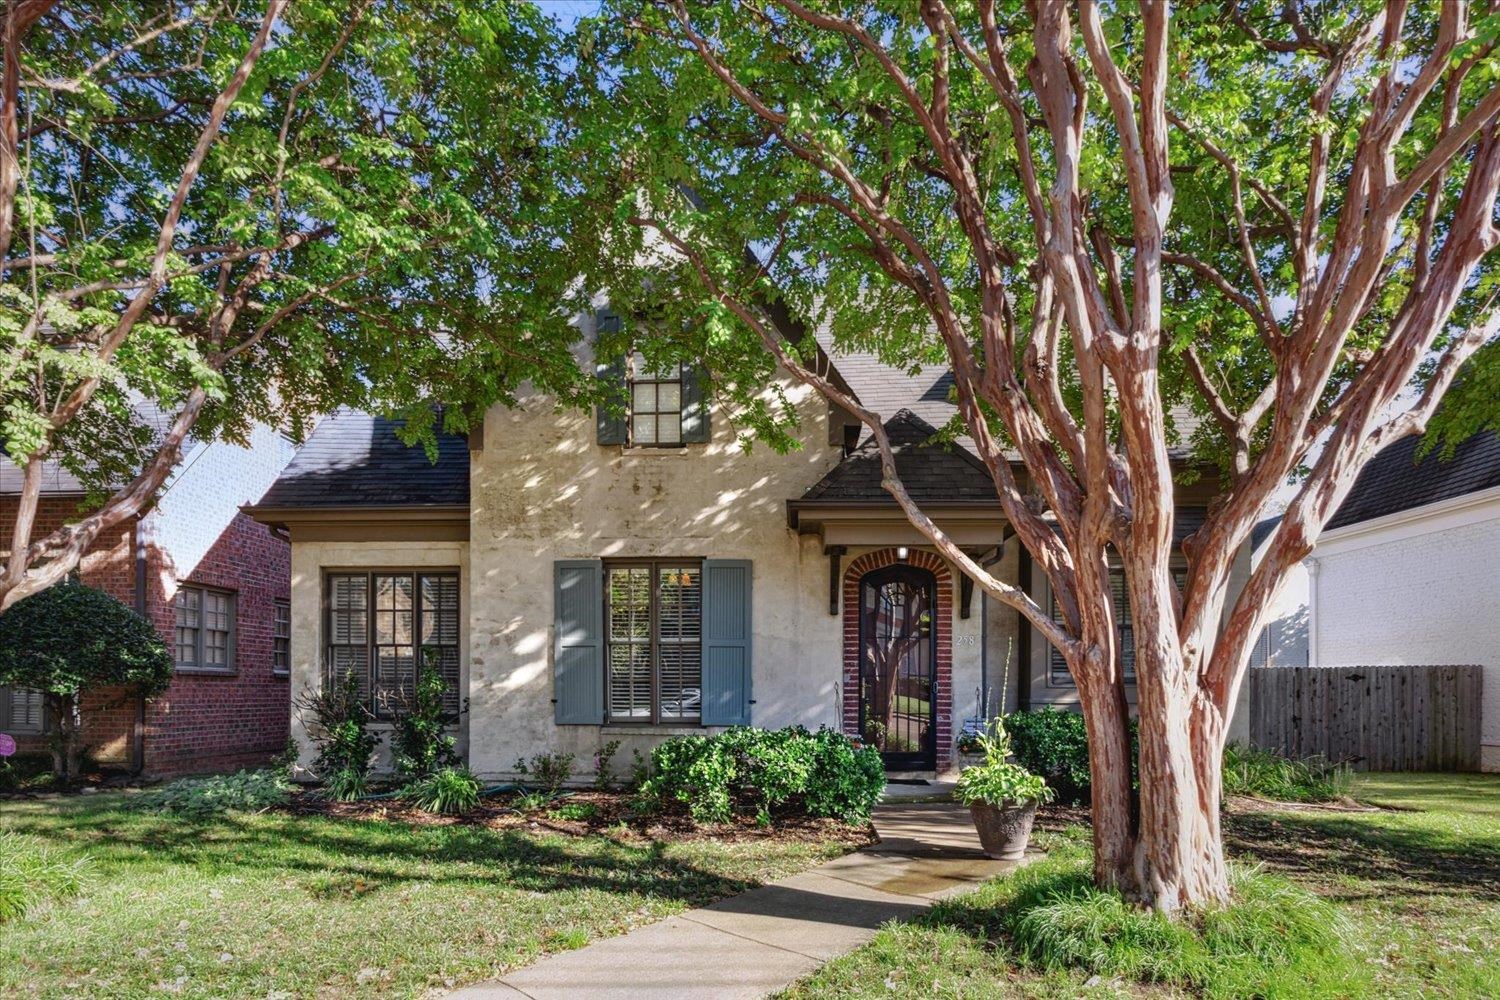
left=445, top=803, right=1032, bottom=1000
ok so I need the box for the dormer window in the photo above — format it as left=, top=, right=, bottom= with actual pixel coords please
left=594, top=308, right=711, bottom=447
left=630, top=353, right=683, bottom=447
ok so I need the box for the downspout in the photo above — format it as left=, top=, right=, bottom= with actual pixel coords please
left=131, top=517, right=149, bottom=775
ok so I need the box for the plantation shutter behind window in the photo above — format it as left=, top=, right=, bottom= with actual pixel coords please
left=700, top=559, right=752, bottom=726
left=680, top=365, right=710, bottom=443
left=594, top=308, right=628, bottom=446
left=554, top=560, right=605, bottom=724
left=420, top=574, right=462, bottom=715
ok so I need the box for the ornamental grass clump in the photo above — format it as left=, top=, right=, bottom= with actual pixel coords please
left=402, top=766, right=481, bottom=815
left=999, top=848, right=1363, bottom=998
left=1222, top=744, right=1355, bottom=803
left=0, top=832, right=91, bottom=923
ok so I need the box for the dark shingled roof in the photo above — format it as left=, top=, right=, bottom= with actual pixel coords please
left=252, top=407, right=468, bottom=509
left=1327, top=430, right=1500, bottom=530
left=798, top=409, right=998, bottom=504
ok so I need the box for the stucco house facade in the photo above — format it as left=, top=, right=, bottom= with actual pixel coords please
left=249, top=321, right=1236, bottom=779
left=1, top=421, right=297, bottom=777
left=1299, top=431, right=1500, bottom=772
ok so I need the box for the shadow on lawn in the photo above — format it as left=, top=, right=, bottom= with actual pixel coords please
left=0, top=798, right=768, bottom=907
left=1225, top=811, right=1500, bottom=902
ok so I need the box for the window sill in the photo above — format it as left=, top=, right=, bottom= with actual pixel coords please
left=601, top=723, right=707, bottom=736
left=174, top=668, right=238, bottom=677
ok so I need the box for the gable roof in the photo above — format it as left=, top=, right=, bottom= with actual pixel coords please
left=250, top=407, right=468, bottom=510
left=797, top=409, right=998, bottom=505
left=1327, top=430, right=1500, bottom=531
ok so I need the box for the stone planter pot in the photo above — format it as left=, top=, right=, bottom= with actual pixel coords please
left=967, top=798, right=1039, bottom=860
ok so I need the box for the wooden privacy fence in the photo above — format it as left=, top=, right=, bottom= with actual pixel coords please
left=1250, top=664, right=1483, bottom=771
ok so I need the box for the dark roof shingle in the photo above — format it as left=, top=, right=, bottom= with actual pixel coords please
left=798, top=409, right=997, bottom=504
left=1327, top=430, right=1500, bottom=530
left=252, top=407, right=468, bottom=509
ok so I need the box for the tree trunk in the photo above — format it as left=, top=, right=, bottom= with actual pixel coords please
left=45, top=692, right=84, bottom=783
left=1072, top=655, right=1139, bottom=891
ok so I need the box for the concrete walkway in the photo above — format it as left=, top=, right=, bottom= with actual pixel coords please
left=448, top=803, right=1028, bottom=1000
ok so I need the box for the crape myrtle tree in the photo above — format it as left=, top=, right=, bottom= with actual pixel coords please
left=0, top=1, right=592, bottom=608
left=573, top=0, right=1500, bottom=910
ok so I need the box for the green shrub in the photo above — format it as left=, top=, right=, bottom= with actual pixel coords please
left=132, top=769, right=291, bottom=818
left=639, top=726, right=885, bottom=825
left=1222, top=744, right=1354, bottom=802
left=1001, top=849, right=1363, bottom=997
left=803, top=726, right=886, bottom=823
left=391, top=650, right=461, bottom=781
left=954, top=719, right=1053, bottom=807
left=0, top=583, right=173, bottom=781
left=1005, top=708, right=1140, bottom=807
left=592, top=739, right=622, bottom=789
left=512, top=789, right=555, bottom=813
left=0, top=832, right=91, bottom=923
left=514, top=751, right=576, bottom=792
left=0, top=752, right=53, bottom=792
left=297, top=670, right=380, bottom=799
left=402, top=766, right=481, bottom=815
left=548, top=801, right=598, bottom=822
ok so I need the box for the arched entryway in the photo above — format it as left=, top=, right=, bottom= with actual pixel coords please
left=842, top=549, right=953, bottom=771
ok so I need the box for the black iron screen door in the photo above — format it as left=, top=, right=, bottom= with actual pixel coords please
left=858, top=564, right=937, bottom=770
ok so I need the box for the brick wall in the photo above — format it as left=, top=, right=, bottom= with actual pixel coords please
left=2, top=497, right=291, bottom=776
left=142, top=511, right=291, bottom=776
left=842, top=548, right=954, bottom=771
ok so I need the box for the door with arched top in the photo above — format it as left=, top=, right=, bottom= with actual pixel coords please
left=858, top=565, right=937, bottom=770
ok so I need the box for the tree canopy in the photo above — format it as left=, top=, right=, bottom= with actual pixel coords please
left=1, top=1, right=595, bottom=605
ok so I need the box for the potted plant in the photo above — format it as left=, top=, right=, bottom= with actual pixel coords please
left=954, top=718, right=1053, bottom=860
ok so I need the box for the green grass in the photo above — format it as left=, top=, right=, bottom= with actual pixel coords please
left=783, top=773, right=1500, bottom=998
left=0, top=790, right=856, bottom=998
left=0, top=831, right=92, bottom=923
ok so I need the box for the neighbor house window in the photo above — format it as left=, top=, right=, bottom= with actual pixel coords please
left=324, top=571, right=460, bottom=718
left=605, top=560, right=702, bottom=723
left=273, top=600, right=291, bottom=676
left=0, top=687, right=43, bottom=733
left=174, top=585, right=235, bottom=672
left=1047, top=569, right=1186, bottom=686
left=628, top=353, right=683, bottom=447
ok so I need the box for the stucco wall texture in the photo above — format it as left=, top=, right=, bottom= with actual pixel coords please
left=1311, top=493, right=1500, bottom=772
left=282, top=367, right=1024, bottom=779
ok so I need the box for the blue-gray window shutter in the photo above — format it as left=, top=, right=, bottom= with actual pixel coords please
left=554, top=560, right=604, bottom=724
left=681, top=365, right=710, bottom=443
left=594, top=308, right=627, bottom=446
left=700, top=559, right=752, bottom=726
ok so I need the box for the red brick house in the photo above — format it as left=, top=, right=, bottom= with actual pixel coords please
left=1, top=422, right=297, bottom=777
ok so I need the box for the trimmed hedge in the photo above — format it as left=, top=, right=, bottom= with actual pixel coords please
left=637, top=726, right=884, bottom=825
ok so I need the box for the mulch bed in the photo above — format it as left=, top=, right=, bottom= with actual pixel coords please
left=285, top=787, right=878, bottom=848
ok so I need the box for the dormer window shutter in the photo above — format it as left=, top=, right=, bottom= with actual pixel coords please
left=594, top=308, right=628, bottom=446
left=681, top=364, right=710, bottom=443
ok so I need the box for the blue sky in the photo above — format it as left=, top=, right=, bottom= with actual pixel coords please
left=537, top=0, right=603, bottom=31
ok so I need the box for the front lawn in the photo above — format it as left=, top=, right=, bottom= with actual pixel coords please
left=782, top=772, right=1500, bottom=998
left=0, top=790, right=864, bottom=998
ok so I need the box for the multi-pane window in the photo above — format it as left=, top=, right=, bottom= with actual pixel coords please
left=174, top=585, right=235, bottom=672
left=1047, top=569, right=1186, bottom=686
left=273, top=600, right=291, bottom=676
left=606, top=561, right=702, bottom=722
left=325, top=572, right=460, bottom=718
left=628, top=353, right=683, bottom=447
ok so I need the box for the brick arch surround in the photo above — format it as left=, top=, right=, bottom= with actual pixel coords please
left=842, top=548, right=954, bottom=771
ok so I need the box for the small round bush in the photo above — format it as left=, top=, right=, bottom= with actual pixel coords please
left=0, top=583, right=173, bottom=698
left=0, top=583, right=173, bottom=780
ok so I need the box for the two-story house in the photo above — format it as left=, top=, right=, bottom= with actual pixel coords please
left=248, top=313, right=1239, bottom=780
